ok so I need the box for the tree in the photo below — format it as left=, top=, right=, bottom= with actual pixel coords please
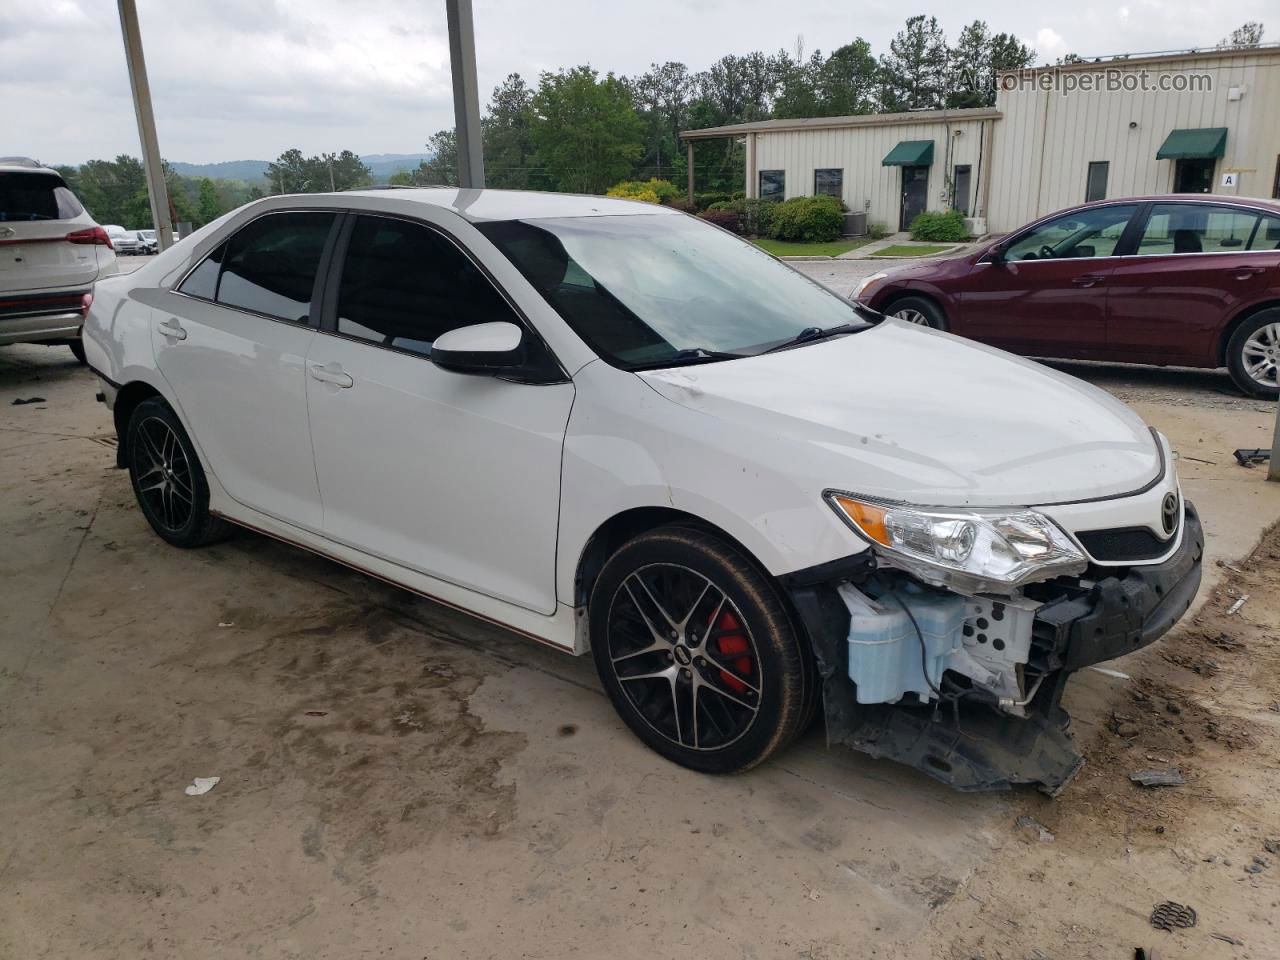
left=530, top=67, right=644, bottom=194
left=196, top=178, right=221, bottom=224
left=818, top=39, right=878, bottom=116
left=77, top=155, right=150, bottom=226
left=772, top=46, right=826, bottom=119
left=947, top=21, right=1035, bottom=108
left=415, top=129, right=458, bottom=186
left=1218, top=22, right=1264, bottom=48
left=483, top=73, right=538, bottom=189
left=266, top=149, right=311, bottom=193
left=878, top=15, right=950, bottom=112
left=316, top=150, right=371, bottom=191
left=631, top=61, right=694, bottom=178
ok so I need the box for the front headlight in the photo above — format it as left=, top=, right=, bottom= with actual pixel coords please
left=825, top=492, right=1087, bottom=593
left=851, top=271, right=887, bottom=299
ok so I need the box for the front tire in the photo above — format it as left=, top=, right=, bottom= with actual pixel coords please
left=589, top=525, right=811, bottom=773
left=126, top=397, right=231, bottom=548
left=886, top=294, right=948, bottom=331
left=1226, top=309, right=1280, bottom=398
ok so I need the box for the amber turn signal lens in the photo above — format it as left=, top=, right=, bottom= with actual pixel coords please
left=833, top=496, right=890, bottom=545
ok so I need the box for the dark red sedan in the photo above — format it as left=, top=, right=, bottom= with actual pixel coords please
left=854, top=195, right=1280, bottom=397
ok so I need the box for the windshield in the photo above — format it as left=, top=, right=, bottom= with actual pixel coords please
left=477, top=214, right=870, bottom=369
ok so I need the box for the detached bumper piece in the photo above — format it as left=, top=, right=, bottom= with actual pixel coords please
left=790, top=503, right=1203, bottom=795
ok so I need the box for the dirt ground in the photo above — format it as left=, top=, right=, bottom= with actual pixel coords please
left=2, top=341, right=1279, bottom=960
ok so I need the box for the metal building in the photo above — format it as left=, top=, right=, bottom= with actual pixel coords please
left=681, top=45, right=1280, bottom=236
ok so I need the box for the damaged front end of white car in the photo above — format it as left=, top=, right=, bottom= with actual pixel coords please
left=784, top=475, right=1203, bottom=796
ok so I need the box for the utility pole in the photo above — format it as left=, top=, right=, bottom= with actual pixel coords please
left=1270, top=401, right=1280, bottom=483
left=445, top=0, right=485, bottom=188
left=328, top=157, right=336, bottom=192
left=116, top=0, right=174, bottom=251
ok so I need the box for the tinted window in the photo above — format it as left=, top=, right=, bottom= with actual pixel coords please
left=178, top=242, right=225, bottom=300
left=759, top=170, right=785, bottom=200
left=0, top=172, right=83, bottom=221
left=1085, top=161, right=1109, bottom=203
left=1138, top=204, right=1259, bottom=255
left=478, top=214, right=870, bottom=370
left=335, top=215, right=519, bottom=356
left=814, top=169, right=842, bottom=198
left=1251, top=214, right=1280, bottom=251
left=1004, top=205, right=1137, bottom=261
left=214, top=212, right=335, bottom=322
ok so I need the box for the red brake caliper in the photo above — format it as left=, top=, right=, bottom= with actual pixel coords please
left=713, top=610, right=752, bottom=694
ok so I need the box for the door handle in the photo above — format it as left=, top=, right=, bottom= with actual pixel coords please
left=156, top=318, right=187, bottom=340
left=1071, top=275, right=1106, bottom=287
left=309, top=362, right=353, bottom=389
left=1228, top=265, right=1267, bottom=279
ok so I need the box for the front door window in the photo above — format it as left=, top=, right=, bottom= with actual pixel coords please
left=1002, top=205, right=1137, bottom=261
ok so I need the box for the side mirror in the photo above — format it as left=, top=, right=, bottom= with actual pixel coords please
left=981, top=243, right=1007, bottom=265
left=430, top=321, right=525, bottom=375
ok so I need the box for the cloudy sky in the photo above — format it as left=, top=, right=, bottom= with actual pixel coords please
left=2, top=0, right=1271, bottom=165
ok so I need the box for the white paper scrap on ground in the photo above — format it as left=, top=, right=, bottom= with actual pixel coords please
left=184, top=776, right=220, bottom=796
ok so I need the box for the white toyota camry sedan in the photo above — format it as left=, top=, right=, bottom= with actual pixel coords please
left=83, top=188, right=1203, bottom=793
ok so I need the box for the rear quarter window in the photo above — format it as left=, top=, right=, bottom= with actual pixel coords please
left=0, top=172, right=84, bottom=221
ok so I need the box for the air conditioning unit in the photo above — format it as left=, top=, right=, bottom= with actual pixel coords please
left=842, top=211, right=868, bottom=237
left=964, top=216, right=987, bottom=238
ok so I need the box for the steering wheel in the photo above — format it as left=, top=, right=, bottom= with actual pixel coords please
left=1038, top=244, right=1056, bottom=260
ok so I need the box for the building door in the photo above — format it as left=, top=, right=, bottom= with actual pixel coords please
left=900, top=166, right=929, bottom=230
left=1174, top=158, right=1214, bottom=194
left=952, top=165, right=972, bottom=215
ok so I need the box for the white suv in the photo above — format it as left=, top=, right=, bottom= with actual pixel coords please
left=82, top=189, right=1203, bottom=794
left=0, top=157, right=117, bottom=362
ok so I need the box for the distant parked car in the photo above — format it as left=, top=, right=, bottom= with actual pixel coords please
left=110, top=227, right=147, bottom=256
left=138, top=229, right=158, bottom=254
left=853, top=195, right=1280, bottom=397
left=0, top=157, right=117, bottom=363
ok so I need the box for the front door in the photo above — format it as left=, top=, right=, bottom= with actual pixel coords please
left=304, top=213, right=574, bottom=615
left=952, top=165, right=972, bottom=216
left=155, top=211, right=336, bottom=531
left=1175, top=158, right=1215, bottom=194
left=954, top=204, right=1138, bottom=358
left=900, top=165, right=929, bottom=230
left=1106, top=202, right=1279, bottom=365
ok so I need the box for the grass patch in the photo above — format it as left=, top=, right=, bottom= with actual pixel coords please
left=751, top=236, right=875, bottom=258
left=872, top=243, right=956, bottom=258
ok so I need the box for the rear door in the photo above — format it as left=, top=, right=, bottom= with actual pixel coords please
left=1106, top=202, right=1278, bottom=365
left=305, top=212, right=575, bottom=615
left=0, top=171, right=99, bottom=294
left=155, top=210, right=337, bottom=531
left=956, top=204, right=1138, bottom=358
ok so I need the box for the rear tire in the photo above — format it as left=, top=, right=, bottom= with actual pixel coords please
left=68, top=339, right=87, bottom=365
left=886, top=294, right=948, bottom=331
left=126, top=397, right=231, bottom=548
left=589, top=525, right=810, bottom=773
left=1226, top=309, right=1280, bottom=399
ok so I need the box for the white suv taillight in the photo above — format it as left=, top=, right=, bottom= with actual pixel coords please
left=80, top=292, right=94, bottom=316
left=66, top=226, right=113, bottom=250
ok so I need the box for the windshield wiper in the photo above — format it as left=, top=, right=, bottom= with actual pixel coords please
left=759, top=322, right=863, bottom=355
left=631, top=347, right=749, bottom=371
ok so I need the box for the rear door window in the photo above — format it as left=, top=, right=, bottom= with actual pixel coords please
left=1249, top=214, right=1280, bottom=251
left=1137, top=203, right=1259, bottom=256
left=0, top=172, right=84, bottom=222
left=205, top=212, right=336, bottom=323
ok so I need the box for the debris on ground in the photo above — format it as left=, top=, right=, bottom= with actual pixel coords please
left=10, top=396, right=46, bottom=405
left=1134, top=949, right=1164, bottom=960
left=1243, top=856, right=1269, bottom=875
left=1088, top=666, right=1131, bottom=680
left=304, top=710, right=328, bottom=717
left=1014, top=815, right=1055, bottom=843
left=1225, top=595, right=1249, bottom=616
left=1211, top=933, right=1243, bottom=946
left=1206, top=632, right=1246, bottom=651
left=1149, top=901, right=1197, bottom=930
left=1264, top=839, right=1279, bottom=855
left=1130, top=768, right=1186, bottom=788
left=1232, top=448, right=1270, bottom=467
left=183, top=776, right=220, bottom=796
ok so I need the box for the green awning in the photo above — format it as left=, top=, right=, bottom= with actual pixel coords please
left=1156, top=127, right=1227, bottom=160
left=882, top=140, right=934, bottom=166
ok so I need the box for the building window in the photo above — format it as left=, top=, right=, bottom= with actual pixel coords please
left=759, top=170, right=785, bottom=200
left=1085, top=162, right=1109, bottom=202
left=952, top=165, right=972, bottom=215
left=1273, top=155, right=1279, bottom=199
left=814, top=169, right=842, bottom=198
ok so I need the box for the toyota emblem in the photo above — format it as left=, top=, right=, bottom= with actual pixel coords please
left=1161, top=493, right=1179, bottom=536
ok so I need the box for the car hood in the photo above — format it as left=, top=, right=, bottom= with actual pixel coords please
left=639, top=321, right=1160, bottom=508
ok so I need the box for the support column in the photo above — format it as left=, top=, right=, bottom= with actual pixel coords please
left=1269, top=402, right=1280, bottom=482
left=446, top=0, right=485, bottom=188
left=116, top=0, right=174, bottom=250
left=686, top=141, right=695, bottom=205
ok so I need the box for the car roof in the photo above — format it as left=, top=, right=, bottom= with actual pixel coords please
left=324, top=187, right=683, bottom=222
left=0, top=157, right=60, bottom=176
left=1071, top=194, right=1280, bottom=215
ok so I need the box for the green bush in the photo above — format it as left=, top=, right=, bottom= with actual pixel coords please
left=867, top=221, right=890, bottom=240
left=606, top=178, right=680, bottom=205
left=693, top=190, right=731, bottom=211
left=768, top=194, right=845, bottom=242
left=698, top=210, right=741, bottom=234
left=908, top=209, right=969, bottom=242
